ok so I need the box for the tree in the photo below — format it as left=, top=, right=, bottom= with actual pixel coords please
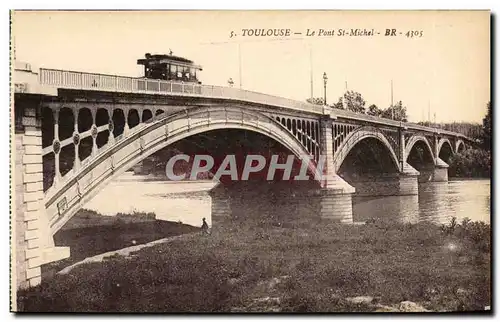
left=482, top=101, right=491, bottom=151
left=448, top=148, right=491, bottom=178
left=367, top=104, right=383, bottom=117
left=381, top=101, right=408, bottom=122
left=306, top=97, right=326, bottom=105
left=331, top=97, right=344, bottom=110
left=342, top=90, right=366, bottom=113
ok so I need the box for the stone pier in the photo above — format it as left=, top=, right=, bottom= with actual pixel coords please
left=13, top=97, right=70, bottom=290
left=208, top=177, right=355, bottom=225
left=416, top=158, right=449, bottom=183
left=208, top=184, right=231, bottom=226
left=317, top=111, right=355, bottom=223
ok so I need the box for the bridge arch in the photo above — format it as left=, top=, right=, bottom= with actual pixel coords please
left=44, top=106, right=319, bottom=234
left=333, top=126, right=400, bottom=173
left=437, top=138, right=454, bottom=163
left=455, top=139, right=466, bottom=154
left=405, top=135, right=435, bottom=163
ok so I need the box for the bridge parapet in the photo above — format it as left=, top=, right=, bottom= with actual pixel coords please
left=14, top=65, right=473, bottom=145
left=38, top=68, right=324, bottom=115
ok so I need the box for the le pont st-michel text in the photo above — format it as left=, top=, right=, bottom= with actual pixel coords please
left=236, top=28, right=379, bottom=37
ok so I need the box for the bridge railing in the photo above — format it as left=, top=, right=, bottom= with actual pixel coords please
left=332, top=108, right=469, bottom=139
left=39, top=68, right=324, bottom=114
left=38, top=68, right=470, bottom=140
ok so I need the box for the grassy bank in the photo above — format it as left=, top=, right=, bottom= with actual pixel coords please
left=42, top=209, right=200, bottom=277
left=19, top=217, right=490, bottom=312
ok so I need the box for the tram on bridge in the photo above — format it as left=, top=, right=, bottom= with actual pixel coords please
left=137, top=52, right=203, bottom=84
left=134, top=52, right=204, bottom=175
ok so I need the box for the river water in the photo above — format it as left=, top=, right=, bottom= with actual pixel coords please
left=83, top=172, right=490, bottom=227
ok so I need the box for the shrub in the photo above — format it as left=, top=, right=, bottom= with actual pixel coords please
left=448, top=149, right=491, bottom=178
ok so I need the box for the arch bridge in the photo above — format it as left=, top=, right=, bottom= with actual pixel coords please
left=13, top=61, right=473, bottom=288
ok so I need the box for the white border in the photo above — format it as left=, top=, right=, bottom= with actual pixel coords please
left=2, top=1, right=497, bottom=321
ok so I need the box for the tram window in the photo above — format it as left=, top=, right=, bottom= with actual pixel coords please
left=170, top=64, right=176, bottom=74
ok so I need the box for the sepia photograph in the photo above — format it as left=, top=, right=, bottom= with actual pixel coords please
left=10, top=9, right=491, bottom=313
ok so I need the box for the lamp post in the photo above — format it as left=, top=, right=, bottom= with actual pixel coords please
left=228, top=78, right=234, bottom=88
left=323, top=72, right=328, bottom=105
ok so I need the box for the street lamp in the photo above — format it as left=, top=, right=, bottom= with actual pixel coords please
left=323, top=72, right=328, bottom=105
left=228, top=78, right=234, bottom=87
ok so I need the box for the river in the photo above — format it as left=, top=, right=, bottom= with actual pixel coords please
left=83, top=172, right=490, bottom=227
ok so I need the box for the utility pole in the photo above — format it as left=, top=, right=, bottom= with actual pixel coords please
left=391, top=80, right=394, bottom=120
left=323, top=72, right=328, bottom=105
left=238, top=43, right=242, bottom=89
left=343, top=81, right=348, bottom=110
left=428, top=101, right=431, bottom=124
left=309, top=43, right=313, bottom=100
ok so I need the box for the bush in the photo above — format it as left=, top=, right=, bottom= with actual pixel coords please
left=448, top=149, right=491, bottom=178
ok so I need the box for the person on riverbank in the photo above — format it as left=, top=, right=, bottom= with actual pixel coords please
left=201, top=217, right=210, bottom=235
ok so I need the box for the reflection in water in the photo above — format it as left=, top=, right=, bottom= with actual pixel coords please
left=353, top=195, right=419, bottom=224
left=84, top=173, right=217, bottom=227
left=83, top=172, right=490, bottom=227
left=354, top=180, right=490, bottom=225
left=447, top=180, right=490, bottom=224
left=418, top=182, right=451, bottom=224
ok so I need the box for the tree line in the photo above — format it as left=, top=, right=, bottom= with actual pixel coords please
left=306, top=90, right=408, bottom=122
left=447, top=101, right=491, bottom=178
left=306, top=92, right=489, bottom=140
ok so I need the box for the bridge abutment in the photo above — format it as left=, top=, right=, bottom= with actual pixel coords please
left=13, top=100, right=70, bottom=290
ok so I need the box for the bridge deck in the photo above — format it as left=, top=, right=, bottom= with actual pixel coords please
left=17, top=66, right=470, bottom=140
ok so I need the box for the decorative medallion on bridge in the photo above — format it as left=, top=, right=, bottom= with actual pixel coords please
left=57, top=197, right=68, bottom=216
left=72, top=133, right=80, bottom=146
left=52, top=139, right=61, bottom=154
left=139, top=137, right=145, bottom=151
left=91, top=125, right=98, bottom=139
left=76, top=181, right=82, bottom=198
left=108, top=119, right=114, bottom=133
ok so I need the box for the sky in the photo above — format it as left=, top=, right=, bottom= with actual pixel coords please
left=12, top=10, right=490, bottom=123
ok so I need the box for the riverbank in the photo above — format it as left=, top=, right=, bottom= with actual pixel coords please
left=18, top=216, right=490, bottom=312
left=42, top=209, right=200, bottom=279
